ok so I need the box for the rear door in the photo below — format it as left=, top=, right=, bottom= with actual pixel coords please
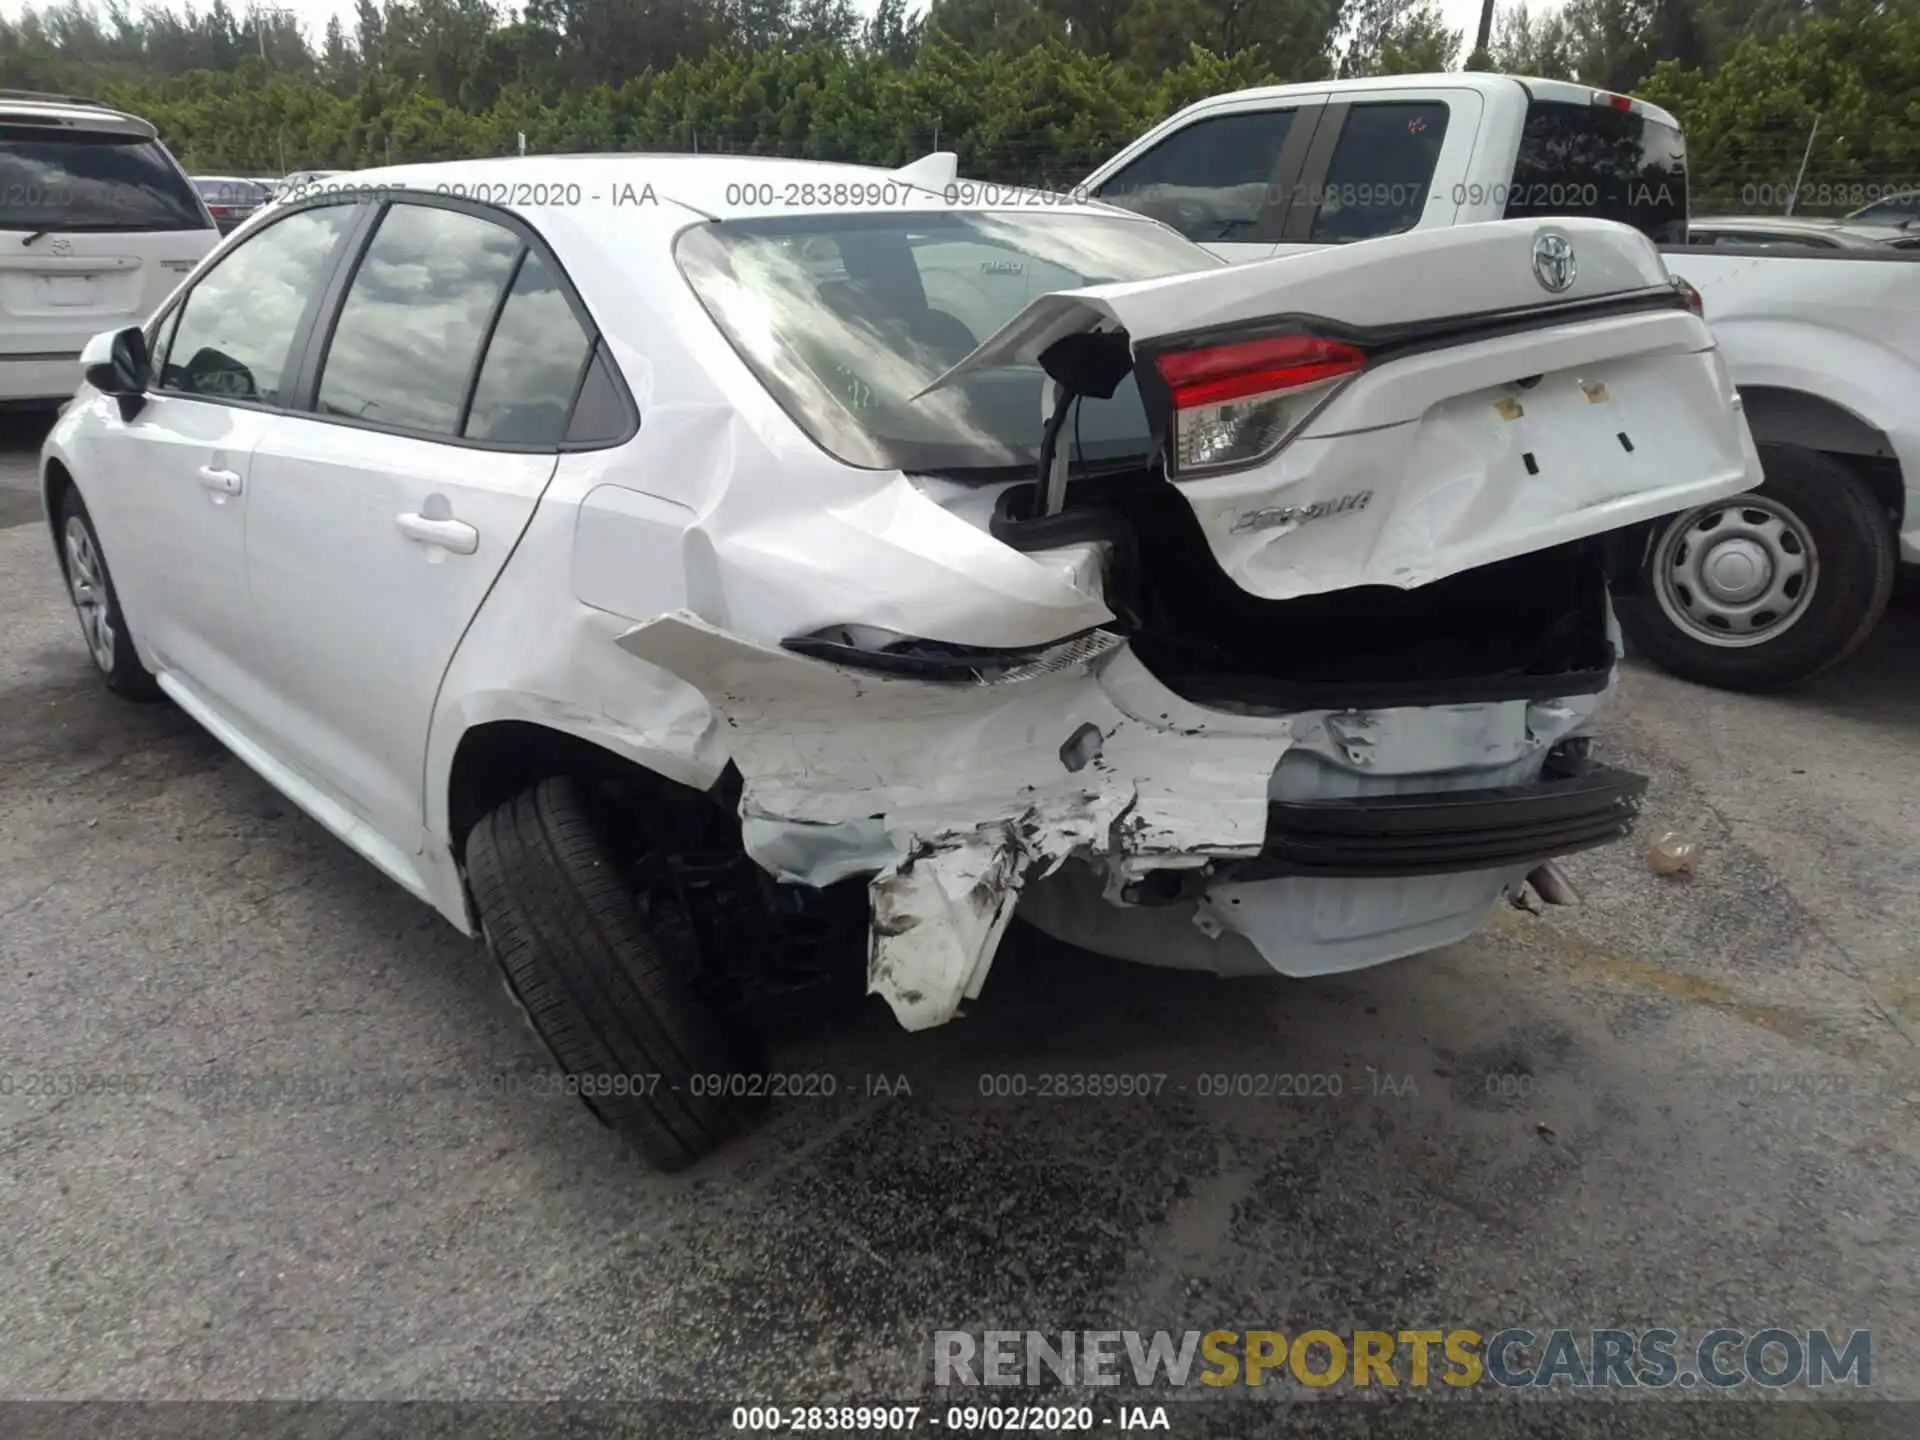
left=0, top=119, right=215, bottom=398
left=1084, top=94, right=1330, bottom=263
left=239, top=197, right=602, bottom=852
left=1272, top=87, right=1485, bottom=256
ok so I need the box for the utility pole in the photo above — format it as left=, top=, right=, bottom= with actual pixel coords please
left=1787, top=114, right=1821, bottom=216
left=248, top=5, right=296, bottom=65
left=1473, top=0, right=1497, bottom=66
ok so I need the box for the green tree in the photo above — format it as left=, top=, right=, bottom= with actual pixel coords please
left=1339, top=0, right=1461, bottom=75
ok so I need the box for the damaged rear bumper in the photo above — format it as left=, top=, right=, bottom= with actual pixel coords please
left=615, top=610, right=1632, bottom=1032
left=1242, top=759, right=1646, bottom=881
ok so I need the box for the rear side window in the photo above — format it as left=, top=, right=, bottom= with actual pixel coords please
left=0, top=125, right=208, bottom=232
left=1505, top=100, right=1688, bottom=246
left=564, top=347, right=629, bottom=446
left=1308, top=102, right=1450, bottom=242
left=1095, top=110, right=1298, bottom=243
left=316, top=203, right=523, bottom=435
left=463, top=252, right=592, bottom=445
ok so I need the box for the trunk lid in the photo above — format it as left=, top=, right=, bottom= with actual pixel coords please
left=925, top=216, right=1762, bottom=600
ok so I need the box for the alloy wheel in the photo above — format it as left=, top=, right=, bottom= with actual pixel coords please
left=64, top=515, right=116, bottom=673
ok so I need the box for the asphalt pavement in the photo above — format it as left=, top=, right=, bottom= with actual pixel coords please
left=2, top=412, right=1916, bottom=1432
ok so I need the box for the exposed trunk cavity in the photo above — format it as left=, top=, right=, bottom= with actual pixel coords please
left=989, top=474, right=1616, bottom=713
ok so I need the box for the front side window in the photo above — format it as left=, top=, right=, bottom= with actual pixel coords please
left=1308, top=102, right=1450, bottom=243
left=316, top=203, right=523, bottom=435
left=1505, top=100, right=1689, bottom=246
left=0, top=125, right=209, bottom=232
left=156, top=203, right=358, bottom=403
left=676, top=209, right=1219, bottom=473
left=1095, top=110, right=1299, bottom=243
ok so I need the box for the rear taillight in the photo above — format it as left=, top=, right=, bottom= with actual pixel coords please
left=1673, top=276, right=1705, bottom=318
left=1592, top=90, right=1635, bottom=113
left=1153, top=333, right=1367, bottom=474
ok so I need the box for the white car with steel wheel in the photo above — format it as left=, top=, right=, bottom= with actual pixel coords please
left=1089, top=73, right=1920, bottom=690
left=41, top=153, right=1758, bottom=1170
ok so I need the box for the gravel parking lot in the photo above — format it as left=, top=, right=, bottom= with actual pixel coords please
left=3, top=413, right=1917, bottom=1429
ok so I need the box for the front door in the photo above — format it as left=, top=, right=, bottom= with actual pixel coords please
left=87, top=202, right=361, bottom=724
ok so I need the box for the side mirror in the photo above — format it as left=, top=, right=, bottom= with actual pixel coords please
left=82, top=326, right=151, bottom=397
left=81, top=326, right=151, bottom=421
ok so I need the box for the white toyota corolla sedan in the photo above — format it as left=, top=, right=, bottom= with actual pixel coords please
left=40, top=152, right=1761, bottom=1168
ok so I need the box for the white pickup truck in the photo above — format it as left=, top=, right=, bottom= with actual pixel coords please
left=1084, top=73, right=1919, bottom=690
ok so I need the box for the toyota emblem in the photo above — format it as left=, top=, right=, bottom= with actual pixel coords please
left=1532, top=231, right=1577, bottom=293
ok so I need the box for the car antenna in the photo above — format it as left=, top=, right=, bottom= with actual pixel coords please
left=889, top=151, right=957, bottom=198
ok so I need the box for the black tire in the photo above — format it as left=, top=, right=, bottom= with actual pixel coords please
left=464, top=775, right=763, bottom=1170
left=54, top=486, right=162, bottom=702
left=1616, top=444, right=1896, bottom=692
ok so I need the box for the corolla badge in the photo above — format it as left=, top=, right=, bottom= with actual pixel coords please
left=1532, top=231, right=1577, bottom=293
left=1230, top=490, right=1373, bottom=535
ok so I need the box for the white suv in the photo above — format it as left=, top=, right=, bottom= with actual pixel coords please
left=41, top=154, right=1759, bottom=1169
left=1, top=90, right=217, bottom=407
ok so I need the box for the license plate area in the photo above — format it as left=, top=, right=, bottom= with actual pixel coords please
left=38, top=274, right=96, bottom=306
left=1418, top=350, right=1735, bottom=540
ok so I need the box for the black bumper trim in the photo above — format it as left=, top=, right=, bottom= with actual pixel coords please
left=1236, top=762, right=1649, bottom=881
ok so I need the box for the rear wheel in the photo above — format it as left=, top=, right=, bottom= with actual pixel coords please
left=55, top=487, right=162, bottom=702
left=1617, top=444, right=1895, bottom=691
left=464, top=775, right=765, bottom=1170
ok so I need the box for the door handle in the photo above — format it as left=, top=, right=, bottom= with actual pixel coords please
left=395, top=511, right=479, bottom=555
left=196, top=464, right=242, bottom=496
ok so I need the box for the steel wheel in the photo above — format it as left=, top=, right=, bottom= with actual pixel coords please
left=1650, top=494, right=1818, bottom=648
left=64, top=514, right=117, bottom=674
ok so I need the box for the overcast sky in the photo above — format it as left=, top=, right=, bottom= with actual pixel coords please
left=2, top=0, right=1559, bottom=53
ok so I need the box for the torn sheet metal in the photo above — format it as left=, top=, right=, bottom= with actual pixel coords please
left=616, top=610, right=1293, bottom=1028
left=613, top=611, right=1286, bottom=847
left=869, top=827, right=1025, bottom=1031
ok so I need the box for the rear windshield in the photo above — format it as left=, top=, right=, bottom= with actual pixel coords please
left=0, top=126, right=210, bottom=232
left=1848, top=192, right=1920, bottom=224
left=675, top=209, right=1217, bottom=473
left=1504, top=100, right=1688, bottom=246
